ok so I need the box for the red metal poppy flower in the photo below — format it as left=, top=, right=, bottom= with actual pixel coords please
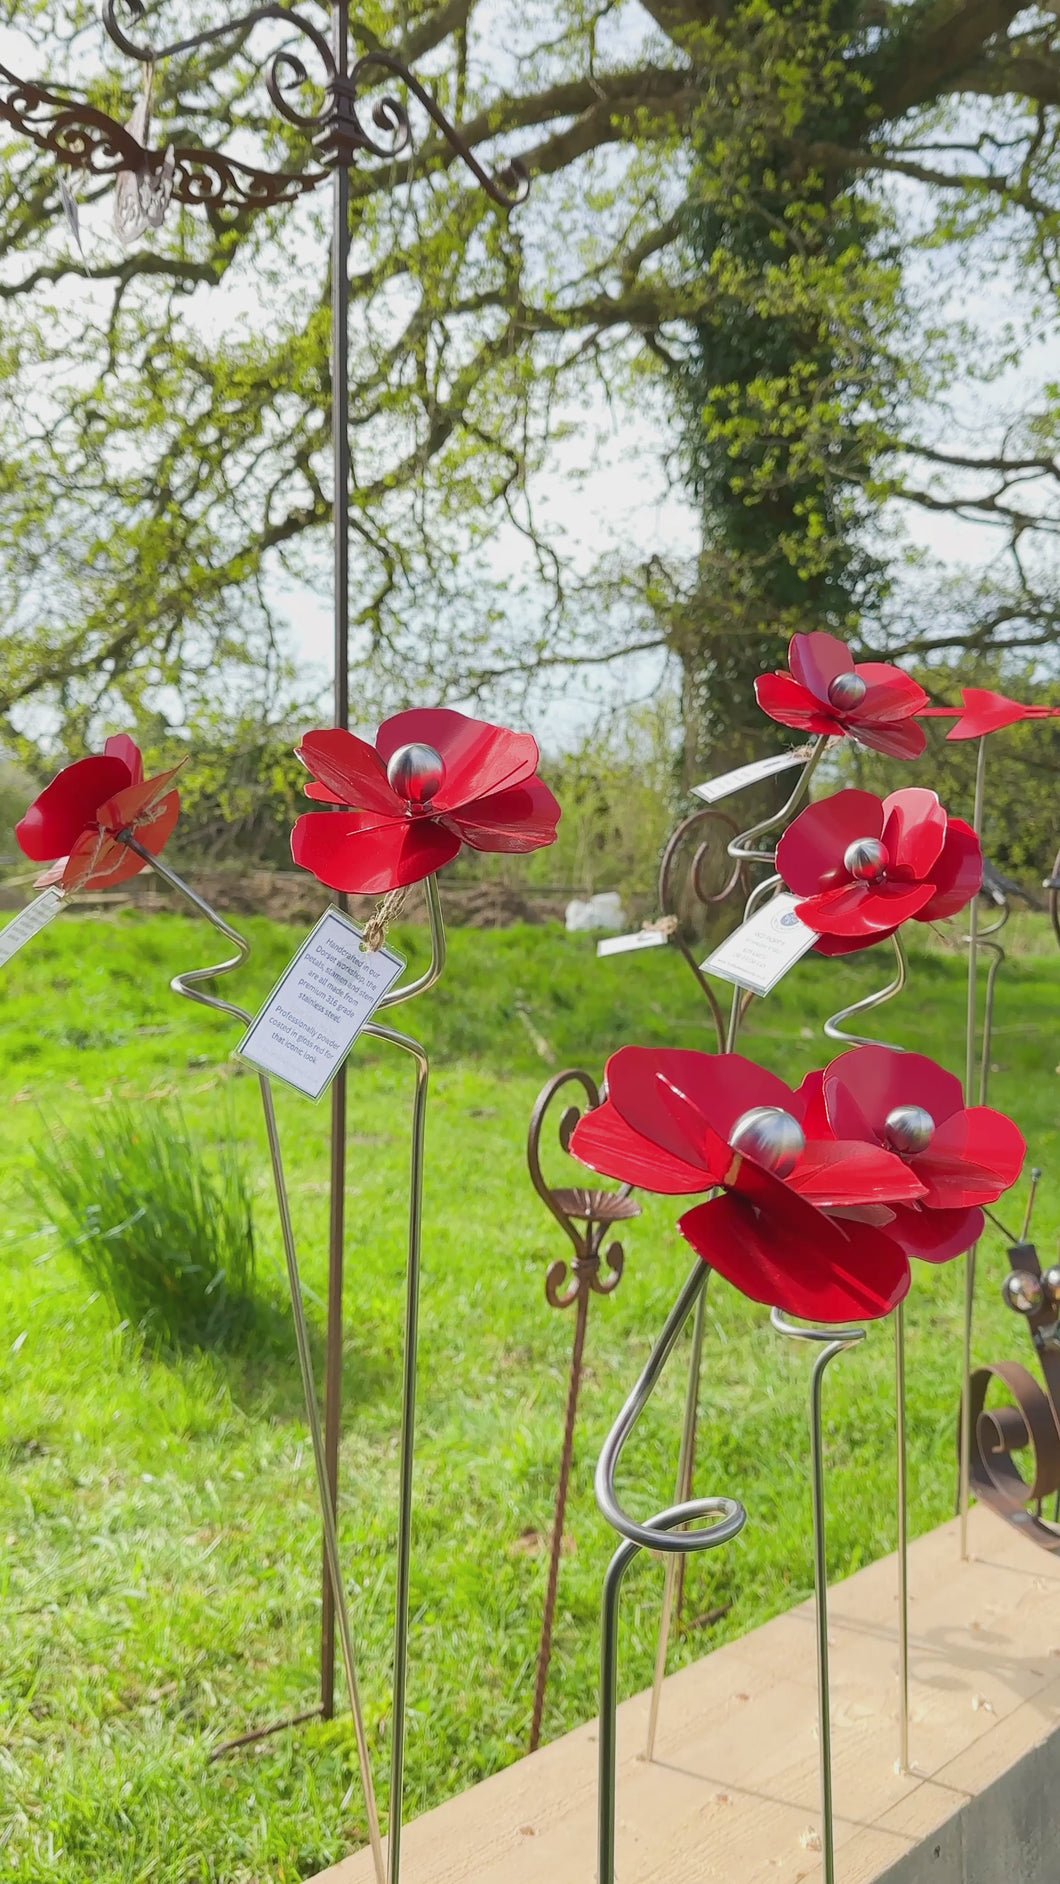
left=818, top=1046, right=1025, bottom=1263
left=15, top=735, right=182, bottom=893
left=920, top=688, right=1060, bottom=742
left=755, top=632, right=929, bottom=759
left=569, top=1047, right=925, bottom=1323
left=776, top=786, right=981, bottom=955
left=291, top=709, right=561, bottom=895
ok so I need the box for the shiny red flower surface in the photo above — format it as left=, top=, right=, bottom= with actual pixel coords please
left=920, top=688, right=1060, bottom=742
left=776, top=786, right=981, bottom=955
left=755, top=632, right=929, bottom=759
left=817, top=1046, right=1025, bottom=1263
left=569, top=1047, right=926, bottom=1322
left=15, top=735, right=181, bottom=892
left=291, top=709, right=561, bottom=895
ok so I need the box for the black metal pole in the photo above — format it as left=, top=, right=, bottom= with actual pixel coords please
left=322, top=0, right=351, bottom=1722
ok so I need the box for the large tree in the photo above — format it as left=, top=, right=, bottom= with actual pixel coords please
left=2, top=0, right=1060, bottom=762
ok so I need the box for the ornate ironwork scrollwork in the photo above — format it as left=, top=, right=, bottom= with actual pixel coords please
left=966, top=1235, right=1060, bottom=1550
left=525, top=1068, right=639, bottom=1752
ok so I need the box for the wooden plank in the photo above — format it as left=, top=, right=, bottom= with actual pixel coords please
left=312, top=1507, right=1060, bottom=1883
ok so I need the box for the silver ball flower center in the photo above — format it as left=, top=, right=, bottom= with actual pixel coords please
left=386, top=741, right=445, bottom=806
left=844, top=836, right=889, bottom=882
left=729, top=1105, right=805, bottom=1179
left=827, top=671, right=868, bottom=710
left=1003, top=1270, right=1044, bottom=1316
left=884, top=1104, right=935, bottom=1155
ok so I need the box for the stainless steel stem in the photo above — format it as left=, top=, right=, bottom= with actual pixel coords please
left=823, top=930, right=908, bottom=1049
left=121, top=834, right=385, bottom=1882
left=360, top=1015, right=430, bottom=1884
left=596, top=1262, right=746, bottom=1884
left=645, top=1279, right=707, bottom=1760
left=960, top=736, right=988, bottom=1562
left=727, top=736, right=829, bottom=867
left=772, top=1309, right=866, bottom=1884
left=895, top=1301, right=909, bottom=1774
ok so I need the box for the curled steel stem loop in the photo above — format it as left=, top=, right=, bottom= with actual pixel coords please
left=119, top=833, right=384, bottom=1881
left=596, top=1263, right=745, bottom=1884
left=772, top=1309, right=866, bottom=1881
left=726, top=735, right=828, bottom=869
left=657, top=806, right=747, bottom=1050
left=823, top=928, right=908, bottom=1050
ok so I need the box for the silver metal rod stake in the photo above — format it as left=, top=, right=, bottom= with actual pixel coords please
left=772, top=1310, right=866, bottom=1884
left=959, top=735, right=987, bottom=1560
left=895, top=1301, right=909, bottom=1773
left=645, top=1279, right=707, bottom=1759
left=595, top=1263, right=746, bottom=1884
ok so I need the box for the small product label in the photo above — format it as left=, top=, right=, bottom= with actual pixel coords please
left=237, top=909, right=405, bottom=1100
left=692, top=749, right=812, bottom=805
left=701, top=892, right=818, bottom=997
left=596, top=930, right=669, bottom=958
left=0, top=887, right=64, bottom=967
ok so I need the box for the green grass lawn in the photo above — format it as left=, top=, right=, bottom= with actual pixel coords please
left=1, top=906, right=1058, bottom=1882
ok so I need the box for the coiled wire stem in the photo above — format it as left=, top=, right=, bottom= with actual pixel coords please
left=823, top=930, right=908, bottom=1051
left=119, top=832, right=385, bottom=1884
left=595, top=1261, right=746, bottom=1884
left=960, top=737, right=988, bottom=1563
left=771, top=1310, right=867, bottom=1881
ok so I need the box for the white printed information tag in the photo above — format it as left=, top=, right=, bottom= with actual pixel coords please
left=237, top=909, right=405, bottom=1100
left=597, top=929, right=669, bottom=958
left=0, top=887, right=64, bottom=967
left=692, top=749, right=812, bottom=805
left=701, top=892, right=818, bottom=997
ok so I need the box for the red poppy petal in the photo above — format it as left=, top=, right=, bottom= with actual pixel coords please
left=305, top=782, right=346, bottom=804
left=788, top=631, right=853, bottom=704
left=753, top=672, right=836, bottom=734
left=850, top=665, right=930, bottom=721
left=103, top=734, right=144, bottom=784
left=776, top=789, right=884, bottom=896
left=797, top=878, right=933, bottom=936
left=16, top=756, right=131, bottom=862
left=812, top=929, right=894, bottom=957
left=569, top=1096, right=709, bottom=1194
left=881, top=788, right=946, bottom=879
left=296, top=728, right=401, bottom=817
left=375, top=709, right=539, bottom=810
left=790, top=1139, right=926, bottom=1207
left=444, top=776, right=561, bottom=852
left=919, top=819, right=982, bottom=921
left=884, top=1202, right=984, bottom=1264
left=96, top=765, right=185, bottom=835
left=847, top=717, right=927, bottom=760
left=75, top=793, right=181, bottom=889
left=680, top=1193, right=910, bottom=1323
left=945, top=689, right=1028, bottom=741
left=823, top=1045, right=964, bottom=1136
left=291, top=810, right=460, bottom=893
left=795, top=1069, right=831, bottom=1140
left=914, top=1107, right=1026, bottom=1206
left=606, top=1047, right=796, bottom=1155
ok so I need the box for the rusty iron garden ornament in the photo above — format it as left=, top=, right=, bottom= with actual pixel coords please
left=524, top=1069, right=639, bottom=1753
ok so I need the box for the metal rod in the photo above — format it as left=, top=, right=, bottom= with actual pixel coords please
left=209, top=1705, right=324, bottom=1760
left=645, top=1280, right=707, bottom=1759
left=361, top=1013, right=431, bottom=1884
left=726, top=736, right=828, bottom=868
left=323, top=0, right=353, bottom=1721
left=121, top=835, right=385, bottom=1878
left=895, top=1301, right=909, bottom=1774
left=260, top=1072, right=386, bottom=1883
left=772, top=1309, right=866, bottom=1884
left=530, top=1282, right=590, bottom=1752
left=595, top=1262, right=746, bottom=1884
left=960, top=736, right=988, bottom=1561
left=823, top=929, right=908, bottom=1049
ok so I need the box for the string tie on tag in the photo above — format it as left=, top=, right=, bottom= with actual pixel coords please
left=643, top=915, right=678, bottom=937
left=363, top=885, right=410, bottom=951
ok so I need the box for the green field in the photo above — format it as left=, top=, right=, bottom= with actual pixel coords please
left=1, top=907, right=1057, bottom=1882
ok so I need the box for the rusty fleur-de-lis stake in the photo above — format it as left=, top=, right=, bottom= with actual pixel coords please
left=526, top=1068, right=640, bottom=1752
